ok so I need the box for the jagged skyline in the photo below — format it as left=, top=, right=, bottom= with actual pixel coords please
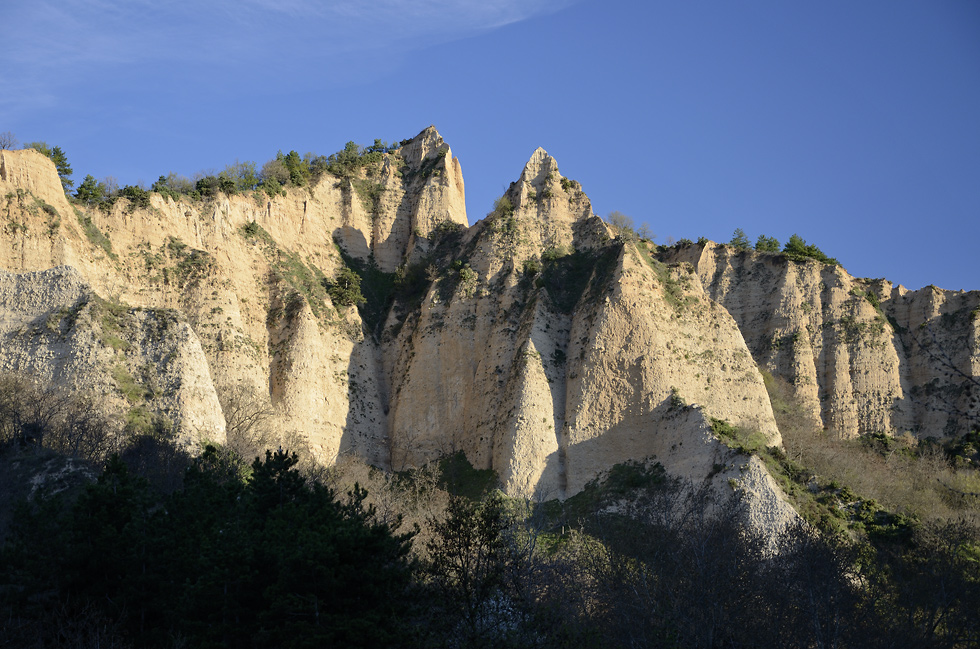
left=2, top=0, right=978, bottom=291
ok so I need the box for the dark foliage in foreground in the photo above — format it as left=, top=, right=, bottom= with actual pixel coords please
left=1, top=448, right=978, bottom=648
left=0, top=448, right=414, bottom=648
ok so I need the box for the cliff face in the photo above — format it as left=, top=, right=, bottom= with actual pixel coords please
left=665, top=242, right=980, bottom=439
left=6, top=127, right=975, bottom=535
left=0, top=266, right=224, bottom=449
left=0, top=128, right=467, bottom=462
left=335, top=125, right=468, bottom=271
left=377, top=148, right=781, bottom=503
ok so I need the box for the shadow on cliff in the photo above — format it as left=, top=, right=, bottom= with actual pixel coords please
left=532, top=393, right=722, bottom=500
left=332, top=226, right=371, bottom=265
left=336, top=317, right=391, bottom=470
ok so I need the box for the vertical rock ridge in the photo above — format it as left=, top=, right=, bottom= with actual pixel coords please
left=667, top=241, right=978, bottom=439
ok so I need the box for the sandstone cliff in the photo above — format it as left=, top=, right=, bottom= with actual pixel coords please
left=665, top=242, right=980, bottom=439
left=0, top=266, right=224, bottom=448
left=1, top=128, right=467, bottom=462
left=375, top=148, right=783, bottom=507
left=10, top=127, right=976, bottom=538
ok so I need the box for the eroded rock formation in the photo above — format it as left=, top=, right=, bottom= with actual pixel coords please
left=665, top=243, right=980, bottom=439
left=2, top=127, right=976, bottom=538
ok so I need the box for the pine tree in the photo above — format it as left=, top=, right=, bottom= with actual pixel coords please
left=27, top=141, right=73, bottom=192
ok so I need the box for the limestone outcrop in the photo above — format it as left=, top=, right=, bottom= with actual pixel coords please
left=334, top=125, right=468, bottom=271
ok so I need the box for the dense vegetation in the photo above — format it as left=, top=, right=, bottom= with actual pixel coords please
left=2, top=370, right=978, bottom=648
left=1, top=447, right=413, bottom=648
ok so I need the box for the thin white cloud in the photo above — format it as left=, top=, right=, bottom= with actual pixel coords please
left=6, top=0, right=572, bottom=66
left=318, top=0, right=571, bottom=30
left=0, top=0, right=578, bottom=121
left=238, top=0, right=570, bottom=30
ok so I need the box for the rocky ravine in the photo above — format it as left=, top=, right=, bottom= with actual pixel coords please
left=3, top=127, right=975, bottom=533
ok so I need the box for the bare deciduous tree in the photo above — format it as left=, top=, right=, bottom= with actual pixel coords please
left=0, top=373, right=117, bottom=463
left=0, top=131, right=18, bottom=150
left=52, top=394, right=120, bottom=461
left=217, top=383, right=275, bottom=461
left=606, top=210, right=637, bottom=241
left=0, top=374, right=69, bottom=448
left=905, top=320, right=980, bottom=433
left=260, top=158, right=290, bottom=185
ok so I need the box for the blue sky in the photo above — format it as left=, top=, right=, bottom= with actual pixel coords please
left=3, top=0, right=978, bottom=291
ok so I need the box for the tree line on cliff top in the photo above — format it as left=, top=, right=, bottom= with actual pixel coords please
left=9, top=134, right=401, bottom=214
left=606, top=210, right=839, bottom=266
left=13, top=133, right=845, bottom=268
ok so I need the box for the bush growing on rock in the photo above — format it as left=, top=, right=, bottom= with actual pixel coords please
left=328, top=266, right=366, bottom=307
left=783, top=233, right=839, bottom=265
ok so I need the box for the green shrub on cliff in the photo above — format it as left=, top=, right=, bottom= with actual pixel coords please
left=782, top=233, right=839, bottom=265
left=755, top=234, right=780, bottom=252
left=328, top=266, right=366, bottom=308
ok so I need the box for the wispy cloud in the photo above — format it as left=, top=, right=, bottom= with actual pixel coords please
left=0, top=0, right=578, bottom=120
left=312, top=0, right=572, bottom=32
left=237, top=0, right=570, bottom=31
